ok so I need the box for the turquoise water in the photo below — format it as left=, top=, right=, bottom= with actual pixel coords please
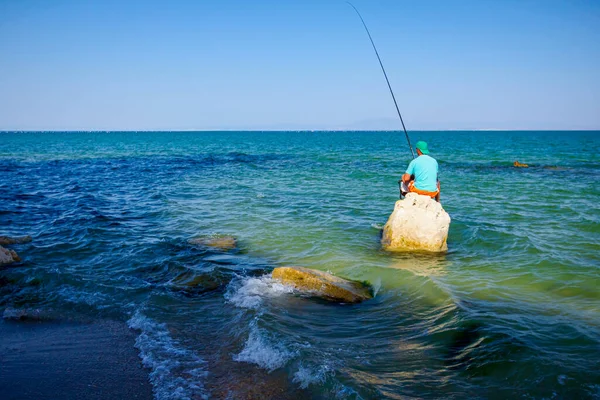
left=1, top=131, right=599, bottom=399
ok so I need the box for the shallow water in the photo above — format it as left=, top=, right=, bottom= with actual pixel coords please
left=1, top=131, right=599, bottom=399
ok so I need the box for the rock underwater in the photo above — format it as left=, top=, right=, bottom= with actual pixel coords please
left=0, top=245, right=21, bottom=265
left=381, top=193, right=451, bottom=252
left=188, top=235, right=237, bottom=251
left=0, top=235, right=32, bottom=246
left=271, top=266, right=372, bottom=303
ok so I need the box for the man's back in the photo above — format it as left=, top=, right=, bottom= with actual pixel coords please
left=405, top=155, right=438, bottom=192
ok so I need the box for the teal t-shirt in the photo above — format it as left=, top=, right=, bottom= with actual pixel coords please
left=405, top=155, right=439, bottom=192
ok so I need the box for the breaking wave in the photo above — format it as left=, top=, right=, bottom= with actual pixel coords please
left=127, top=311, right=208, bottom=400
left=225, top=275, right=294, bottom=310
left=233, top=321, right=296, bottom=372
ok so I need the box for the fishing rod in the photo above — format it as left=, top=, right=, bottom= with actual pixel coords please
left=347, top=2, right=415, bottom=159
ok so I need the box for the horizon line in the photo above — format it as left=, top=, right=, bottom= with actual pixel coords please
left=1, top=128, right=599, bottom=133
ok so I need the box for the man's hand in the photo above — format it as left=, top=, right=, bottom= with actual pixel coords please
left=402, top=173, right=411, bottom=184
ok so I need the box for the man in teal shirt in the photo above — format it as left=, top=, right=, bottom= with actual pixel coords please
left=401, top=141, right=440, bottom=202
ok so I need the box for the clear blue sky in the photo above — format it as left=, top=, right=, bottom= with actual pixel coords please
left=0, top=0, right=598, bottom=130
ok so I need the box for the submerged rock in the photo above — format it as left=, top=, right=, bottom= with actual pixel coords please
left=0, top=235, right=32, bottom=245
left=167, top=270, right=224, bottom=294
left=188, top=235, right=237, bottom=251
left=381, top=193, right=451, bottom=252
left=271, top=266, right=372, bottom=303
left=0, top=245, right=20, bottom=265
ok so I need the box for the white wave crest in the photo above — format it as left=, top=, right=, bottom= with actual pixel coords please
left=225, top=275, right=294, bottom=310
left=293, top=363, right=330, bottom=389
left=233, top=323, right=295, bottom=372
left=127, top=311, right=208, bottom=400
left=371, top=277, right=382, bottom=297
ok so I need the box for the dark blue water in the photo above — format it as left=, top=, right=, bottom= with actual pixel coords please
left=1, top=131, right=599, bottom=399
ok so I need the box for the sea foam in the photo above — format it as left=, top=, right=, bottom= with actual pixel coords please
left=233, top=322, right=296, bottom=372
left=293, top=363, right=330, bottom=389
left=225, top=275, right=294, bottom=310
left=128, top=311, right=208, bottom=400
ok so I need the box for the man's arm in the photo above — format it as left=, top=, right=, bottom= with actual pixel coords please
left=435, top=165, right=441, bottom=202
left=402, top=160, right=415, bottom=183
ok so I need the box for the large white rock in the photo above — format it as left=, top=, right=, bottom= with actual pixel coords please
left=381, top=193, right=451, bottom=252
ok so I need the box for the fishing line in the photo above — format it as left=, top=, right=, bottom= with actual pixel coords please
left=347, top=2, right=415, bottom=159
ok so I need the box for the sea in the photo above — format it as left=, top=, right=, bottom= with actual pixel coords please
left=1, top=130, right=599, bottom=399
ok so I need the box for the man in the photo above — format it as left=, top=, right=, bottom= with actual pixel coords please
left=400, top=141, right=440, bottom=202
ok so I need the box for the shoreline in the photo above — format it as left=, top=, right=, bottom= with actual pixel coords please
left=0, top=318, right=153, bottom=400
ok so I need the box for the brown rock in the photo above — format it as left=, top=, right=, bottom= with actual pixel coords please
left=0, top=235, right=32, bottom=245
left=271, top=266, right=372, bottom=303
left=188, top=235, right=237, bottom=251
left=0, top=245, right=20, bottom=265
